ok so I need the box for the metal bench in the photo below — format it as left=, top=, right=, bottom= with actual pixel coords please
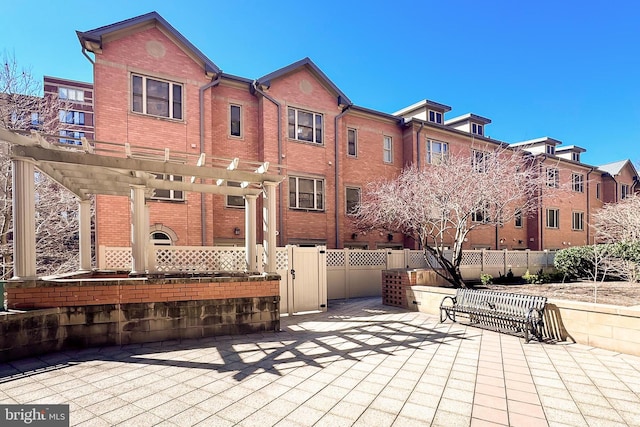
left=440, top=289, right=547, bottom=343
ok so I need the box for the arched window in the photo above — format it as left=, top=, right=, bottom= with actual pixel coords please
left=150, top=231, right=172, bottom=246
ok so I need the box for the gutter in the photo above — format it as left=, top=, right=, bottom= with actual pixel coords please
left=199, top=74, right=221, bottom=245
left=538, top=155, right=547, bottom=250
left=251, top=81, right=283, bottom=246
left=81, top=47, right=95, bottom=65
left=334, top=105, right=351, bottom=248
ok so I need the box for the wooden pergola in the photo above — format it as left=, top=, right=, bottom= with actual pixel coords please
left=0, top=128, right=284, bottom=278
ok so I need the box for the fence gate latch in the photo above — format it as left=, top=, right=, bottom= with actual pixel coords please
left=290, top=269, right=296, bottom=279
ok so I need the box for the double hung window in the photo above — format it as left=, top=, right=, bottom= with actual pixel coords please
left=383, top=136, right=393, bottom=163
left=151, top=174, right=184, bottom=201
left=546, top=208, right=559, bottom=229
left=347, top=128, right=357, bottom=156
left=288, top=108, right=323, bottom=143
left=572, top=173, right=584, bottom=193
left=289, top=177, right=324, bottom=210
left=132, top=74, right=183, bottom=120
left=426, top=140, right=448, bottom=164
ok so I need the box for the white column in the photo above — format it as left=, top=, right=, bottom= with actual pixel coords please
left=130, top=185, right=147, bottom=274
left=78, top=199, right=92, bottom=271
left=263, top=182, right=277, bottom=273
left=12, top=159, right=36, bottom=279
left=245, top=194, right=258, bottom=271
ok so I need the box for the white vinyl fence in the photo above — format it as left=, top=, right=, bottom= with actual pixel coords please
left=99, top=246, right=555, bottom=299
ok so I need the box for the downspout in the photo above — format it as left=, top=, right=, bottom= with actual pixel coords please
left=334, top=105, right=351, bottom=248
left=416, top=121, right=424, bottom=168
left=586, top=167, right=595, bottom=244
left=538, top=155, right=547, bottom=250
left=251, top=81, right=283, bottom=246
left=81, top=47, right=95, bottom=65
left=199, top=74, right=221, bottom=245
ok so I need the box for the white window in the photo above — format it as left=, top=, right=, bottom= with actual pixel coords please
left=572, top=211, right=584, bottom=231
left=621, top=184, right=630, bottom=199
left=428, top=110, right=442, bottom=124
left=514, top=209, right=523, bottom=228
left=230, top=104, right=242, bottom=137
left=472, top=207, right=490, bottom=223
left=151, top=174, right=184, bottom=201
left=226, top=181, right=244, bottom=208
left=289, top=176, right=324, bottom=210
left=546, top=168, right=559, bottom=188
left=472, top=150, right=490, bottom=173
left=546, top=145, right=556, bottom=155
left=59, top=130, right=84, bottom=145
left=59, top=87, right=84, bottom=102
left=347, top=128, right=357, bottom=157
left=288, top=107, right=323, bottom=143
left=132, top=74, right=183, bottom=120
left=150, top=231, right=172, bottom=246
left=572, top=173, right=584, bottom=193
left=59, top=110, right=85, bottom=125
left=546, top=208, right=559, bottom=229
left=471, top=123, right=483, bottom=136
left=383, top=136, right=393, bottom=163
left=346, top=187, right=360, bottom=215
left=426, top=140, right=448, bottom=164
left=30, top=113, right=41, bottom=129
left=572, top=152, right=580, bottom=162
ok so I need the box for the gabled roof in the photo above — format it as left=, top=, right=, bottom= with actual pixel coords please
left=77, top=11, right=221, bottom=76
left=510, top=136, right=562, bottom=148
left=598, top=159, right=638, bottom=177
left=256, top=57, right=352, bottom=106
left=445, top=113, right=492, bottom=126
left=393, top=99, right=452, bottom=116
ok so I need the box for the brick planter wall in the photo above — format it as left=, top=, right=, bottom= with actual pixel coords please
left=382, top=269, right=448, bottom=307
left=0, top=273, right=281, bottom=362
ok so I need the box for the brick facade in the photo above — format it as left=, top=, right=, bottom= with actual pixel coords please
left=77, top=12, right=638, bottom=253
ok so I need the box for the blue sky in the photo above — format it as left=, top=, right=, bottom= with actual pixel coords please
left=2, top=0, right=638, bottom=166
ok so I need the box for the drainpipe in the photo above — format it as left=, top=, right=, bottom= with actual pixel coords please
left=199, top=74, right=221, bottom=245
left=586, top=167, right=595, bottom=244
left=538, top=155, right=547, bottom=251
left=80, top=47, right=95, bottom=65
left=251, top=81, right=283, bottom=246
left=416, top=121, right=424, bottom=168
left=334, top=105, right=351, bottom=248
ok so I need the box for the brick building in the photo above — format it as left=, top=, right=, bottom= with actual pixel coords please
left=76, top=12, right=638, bottom=253
left=43, top=76, right=94, bottom=143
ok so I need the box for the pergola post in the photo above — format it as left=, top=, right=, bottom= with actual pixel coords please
left=245, top=194, right=258, bottom=271
left=263, top=182, right=278, bottom=273
left=12, top=159, right=36, bottom=279
left=130, top=185, right=147, bottom=274
left=78, top=199, right=92, bottom=271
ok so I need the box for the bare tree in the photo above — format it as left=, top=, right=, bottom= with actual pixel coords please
left=1, top=51, right=82, bottom=278
left=593, top=195, right=640, bottom=243
left=356, top=146, right=563, bottom=288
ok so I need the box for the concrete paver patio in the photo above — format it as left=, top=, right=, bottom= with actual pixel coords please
left=1, top=297, right=639, bottom=426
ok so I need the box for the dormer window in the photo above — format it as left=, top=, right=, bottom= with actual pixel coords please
left=546, top=145, right=555, bottom=155
left=471, top=123, right=483, bottom=136
left=428, top=110, right=443, bottom=124
left=572, top=152, right=580, bottom=162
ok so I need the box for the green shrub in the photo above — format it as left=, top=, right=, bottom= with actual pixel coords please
left=480, top=273, right=493, bottom=286
left=554, top=242, right=640, bottom=281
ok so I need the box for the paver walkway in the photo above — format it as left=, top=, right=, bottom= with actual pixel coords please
left=1, top=297, right=639, bottom=426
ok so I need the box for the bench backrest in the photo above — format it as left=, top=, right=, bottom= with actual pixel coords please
left=455, top=288, right=546, bottom=316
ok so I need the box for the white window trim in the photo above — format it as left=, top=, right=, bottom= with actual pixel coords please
left=131, top=73, right=183, bottom=120
left=383, top=135, right=393, bottom=164
left=572, top=211, right=584, bottom=231
left=345, top=186, right=361, bottom=215
left=289, top=176, right=325, bottom=211
left=472, top=150, right=490, bottom=173
left=151, top=174, right=184, bottom=201
left=472, top=123, right=483, bottom=136
left=229, top=104, right=243, bottom=138
left=572, top=173, right=584, bottom=193
left=514, top=210, right=523, bottom=228
left=546, top=168, right=559, bottom=188
left=426, top=139, right=448, bottom=164
left=225, top=181, right=245, bottom=208
left=347, top=128, right=358, bottom=157
left=428, top=110, right=443, bottom=124
left=59, top=87, right=85, bottom=102
left=546, top=208, right=559, bottom=229
left=621, top=184, right=630, bottom=199
left=288, top=107, right=323, bottom=144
